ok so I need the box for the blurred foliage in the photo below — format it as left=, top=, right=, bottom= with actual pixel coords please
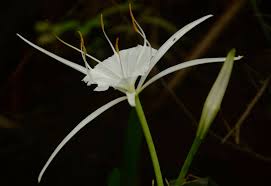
left=0, top=115, right=17, bottom=128
left=35, top=20, right=80, bottom=44
left=182, top=177, right=218, bottom=186
left=34, top=1, right=177, bottom=47
left=107, top=109, right=142, bottom=186
left=250, top=0, right=271, bottom=43
left=169, top=177, right=218, bottom=186
left=107, top=168, right=121, bottom=186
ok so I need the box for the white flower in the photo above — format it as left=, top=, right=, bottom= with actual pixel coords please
left=17, top=7, right=242, bottom=182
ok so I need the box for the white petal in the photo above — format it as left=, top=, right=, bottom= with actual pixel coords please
left=82, top=75, right=93, bottom=86
left=126, top=92, right=136, bottom=107
left=150, top=15, right=213, bottom=68
left=17, top=34, right=87, bottom=74
left=57, top=37, right=124, bottom=80
left=38, top=96, right=127, bottom=182
left=137, top=15, right=213, bottom=89
left=98, top=54, right=123, bottom=77
left=91, top=46, right=156, bottom=92
left=139, top=56, right=242, bottom=92
left=90, top=69, right=120, bottom=88
left=94, top=85, right=109, bottom=91
left=118, top=45, right=156, bottom=77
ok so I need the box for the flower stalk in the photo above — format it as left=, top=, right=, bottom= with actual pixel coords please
left=175, top=49, right=239, bottom=185
left=174, top=136, right=201, bottom=186
left=135, top=95, right=164, bottom=186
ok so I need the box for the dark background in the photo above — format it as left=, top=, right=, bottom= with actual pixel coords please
left=1, top=0, right=271, bottom=185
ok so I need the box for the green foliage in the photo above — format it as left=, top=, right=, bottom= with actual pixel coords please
left=0, top=115, right=17, bottom=128
left=250, top=0, right=271, bottom=42
left=35, top=20, right=79, bottom=44
left=107, top=168, right=121, bottom=186
left=107, top=109, right=143, bottom=186
left=120, top=108, right=143, bottom=186
left=141, top=16, right=177, bottom=33
left=34, top=2, right=176, bottom=47
left=170, top=177, right=218, bottom=186
left=182, top=177, right=219, bottom=186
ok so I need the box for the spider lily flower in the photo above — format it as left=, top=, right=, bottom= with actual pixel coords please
left=17, top=7, right=242, bottom=182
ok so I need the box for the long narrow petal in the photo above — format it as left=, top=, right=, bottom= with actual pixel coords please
left=57, top=36, right=121, bottom=79
left=56, top=36, right=103, bottom=64
left=38, top=96, right=127, bottom=182
left=150, top=15, right=213, bottom=68
left=137, top=15, right=213, bottom=88
left=139, top=56, right=242, bottom=92
left=17, top=34, right=87, bottom=74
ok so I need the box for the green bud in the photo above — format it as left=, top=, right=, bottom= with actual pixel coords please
left=196, top=48, right=239, bottom=139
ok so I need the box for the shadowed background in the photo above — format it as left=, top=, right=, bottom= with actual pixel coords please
left=1, top=0, right=271, bottom=185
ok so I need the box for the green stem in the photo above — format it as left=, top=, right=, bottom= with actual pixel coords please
left=135, top=95, right=164, bottom=186
left=175, top=137, right=202, bottom=186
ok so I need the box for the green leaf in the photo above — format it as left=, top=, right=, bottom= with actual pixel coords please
left=107, top=168, right=121, bottom=186
left=120, top=108, right=143, bottom=186
left=107, top=109, right=143, bottom=186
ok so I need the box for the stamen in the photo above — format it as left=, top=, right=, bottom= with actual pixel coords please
left=78, top=31, right=93, bottom=84
left=129, top=3, right=151, bottom=82
left=115, top=37, right=120, bottom=54
left=100, top=14, right=105, bottom=32
left=56, top=35, right=102, bottom=64
left=55, top=35, right=121, bottom=79
left=78, top=31, right=92, bottom=70
left=128, top=8, right=157, bottom=90
left=100, top=14, right=126, bottom=78
left=128, top=4, right=146, bottom=39
left=129, top=3, right=139, bottom=33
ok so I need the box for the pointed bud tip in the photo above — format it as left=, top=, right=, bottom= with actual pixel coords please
left=229, top=48, right=243, bottom=61
left=100, top=14, right=105, bottom=29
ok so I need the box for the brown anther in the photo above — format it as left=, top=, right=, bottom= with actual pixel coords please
left=100, top=14, right=105, bottom=31
left=115, top=37, right=120, bottom=53
left=129, top=3, right=139, bottom=33
left=77, top=31, right=89, bottom=65
left=78, top=31, right=87, bottom=54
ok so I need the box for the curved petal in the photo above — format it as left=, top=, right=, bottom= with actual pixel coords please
left=139, top=56, right=242, bottom=92
left=56, top=36, right=121, bottom=79
left=56, top=36, right=103, bottom=64
left=151, top=15, right=213, bottom=68
left=17, top=34, right=86, bottom=74
left=137, top=15, right=213, bottom=89
left=94, top=85, right=110, bottom=91
left=38, top=96, right=127, bottom=182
